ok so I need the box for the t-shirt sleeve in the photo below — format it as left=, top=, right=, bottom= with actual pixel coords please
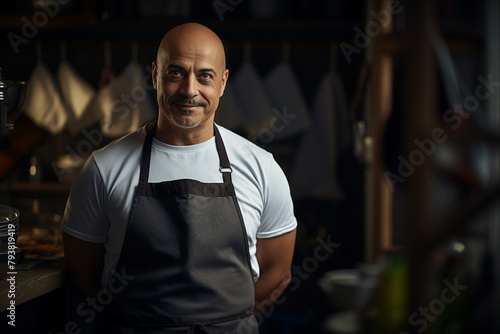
left=256, top=158, right=297, bottom=238
left=61, top=155, right=109, bottom=243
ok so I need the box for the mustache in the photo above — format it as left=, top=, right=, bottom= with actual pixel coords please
left=170, top=96, right=207, bottom=107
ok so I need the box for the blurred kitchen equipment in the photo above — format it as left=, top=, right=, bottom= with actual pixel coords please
left=367, top=249, right=409, bottom=333
left=319, top=266, right=379, bottom=313
left=0, top=205, right=20, bottom=238
left=321, top=311, right=361, bottom=334
left=0, top=205, right=22, bottom=265
left=0, top=67, right=27, bottom=136
left=319, top=269, right=361, bottom=311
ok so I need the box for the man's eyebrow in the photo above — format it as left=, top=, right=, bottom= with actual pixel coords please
left=164, top=64, right=218, bottom=77
left=166, top=64, right=186, bottom=71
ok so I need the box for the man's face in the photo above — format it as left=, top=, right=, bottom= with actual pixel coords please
left=152, top=39, right=228, bottom=131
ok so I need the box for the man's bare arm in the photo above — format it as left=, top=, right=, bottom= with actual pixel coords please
left=63, top=231, right=105, bottom=300
left=254, top=228, right=296, bottom=317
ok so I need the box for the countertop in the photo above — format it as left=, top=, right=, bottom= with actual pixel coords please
left=0, top=258, right=65, bottom=311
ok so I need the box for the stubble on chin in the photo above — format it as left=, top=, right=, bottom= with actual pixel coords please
left=171, top=113, right=202, bottom=129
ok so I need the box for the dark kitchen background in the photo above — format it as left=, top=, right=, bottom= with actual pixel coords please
left=0, top=0, right=499, bottom=333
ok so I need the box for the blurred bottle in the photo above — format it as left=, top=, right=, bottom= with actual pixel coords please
left=432, top=240, right=469, bottom=334
left=367, top=248, right=409, bottom=333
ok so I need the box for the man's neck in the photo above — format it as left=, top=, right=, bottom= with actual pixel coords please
left=155, top=119, right=214, bottom=146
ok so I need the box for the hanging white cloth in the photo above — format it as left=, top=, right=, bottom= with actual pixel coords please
left=78, top=41, right=115, bottom=133
left=290, top=70, right=346, bottom=200
left=214, top=81, right=244, bottom=131
left=23, top=42, right=69, bottom=134
left=263, top=44, right=311, bottom=140
left=88, top=42, right=156, bottom=138
left=57, top=42, right=97, bottom=134
left=232, top=42, right=275, bottom=140
left=98, top=61, right=157, bottom=138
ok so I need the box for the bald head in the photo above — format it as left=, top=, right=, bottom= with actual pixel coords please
left=152, top=23, right=229, bottom=143
left=156, top=23, right=226, bottom=71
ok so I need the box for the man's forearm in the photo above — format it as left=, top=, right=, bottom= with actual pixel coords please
left=253, top=230, right=296, bottom=317
left=63, top=232, right=105, bottom=301
left=253, top=269, right=292, bottom=317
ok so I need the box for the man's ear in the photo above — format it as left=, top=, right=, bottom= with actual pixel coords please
left=219, top=69, right=229, bottom=97
left=152, top=61, right=158, bottom=90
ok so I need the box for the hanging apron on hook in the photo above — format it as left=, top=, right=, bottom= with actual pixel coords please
left=103, top=122, right=258, bottom=334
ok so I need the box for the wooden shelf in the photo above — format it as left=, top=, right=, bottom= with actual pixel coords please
left=0, top=182, right=70, bottom=199
left=0, top=17, right=365, bottom=43
left=377, top=31, right=484, bottom=54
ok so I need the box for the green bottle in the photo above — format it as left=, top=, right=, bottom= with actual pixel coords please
left=369, top=249, right=409, bottom=333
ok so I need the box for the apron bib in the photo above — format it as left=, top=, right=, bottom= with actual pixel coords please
left=104, top=122, right=258, bottom=334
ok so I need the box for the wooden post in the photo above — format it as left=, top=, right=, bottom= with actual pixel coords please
left=365, top=0, right=394, bottom=262
left=404, top=0, right=438, bottom=319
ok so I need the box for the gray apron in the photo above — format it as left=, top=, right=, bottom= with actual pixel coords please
left=103, top=122, right=258, bottom=333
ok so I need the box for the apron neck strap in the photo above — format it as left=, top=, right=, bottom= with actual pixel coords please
left=214, top=125, right=232, bottom=184
left=138, top=121, right=156, bottom=187
left=139, top=122, right=233, bottom=185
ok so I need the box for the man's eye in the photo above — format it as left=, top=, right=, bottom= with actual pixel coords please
left=169, top=70, right=182, bottom=76
left=200, top=73, right=212, bottom=79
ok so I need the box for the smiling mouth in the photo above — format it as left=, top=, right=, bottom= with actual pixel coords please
left=175, top=103, right=198, bottom=108
left=175, top=104, right=199, bottom=114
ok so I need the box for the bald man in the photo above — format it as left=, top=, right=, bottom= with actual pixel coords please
left=62, top=23, right=297, bottom=333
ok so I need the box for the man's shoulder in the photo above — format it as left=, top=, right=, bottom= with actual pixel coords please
left=92, top=126, right=145, bottom=174
left=216, top=124, right=272, bottom=160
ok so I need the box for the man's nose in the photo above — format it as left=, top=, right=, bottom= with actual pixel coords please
left=180, top=73, right=197, bottom=97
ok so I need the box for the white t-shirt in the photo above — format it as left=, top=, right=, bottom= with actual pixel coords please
left=61, top=124, right=297, bottom=285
